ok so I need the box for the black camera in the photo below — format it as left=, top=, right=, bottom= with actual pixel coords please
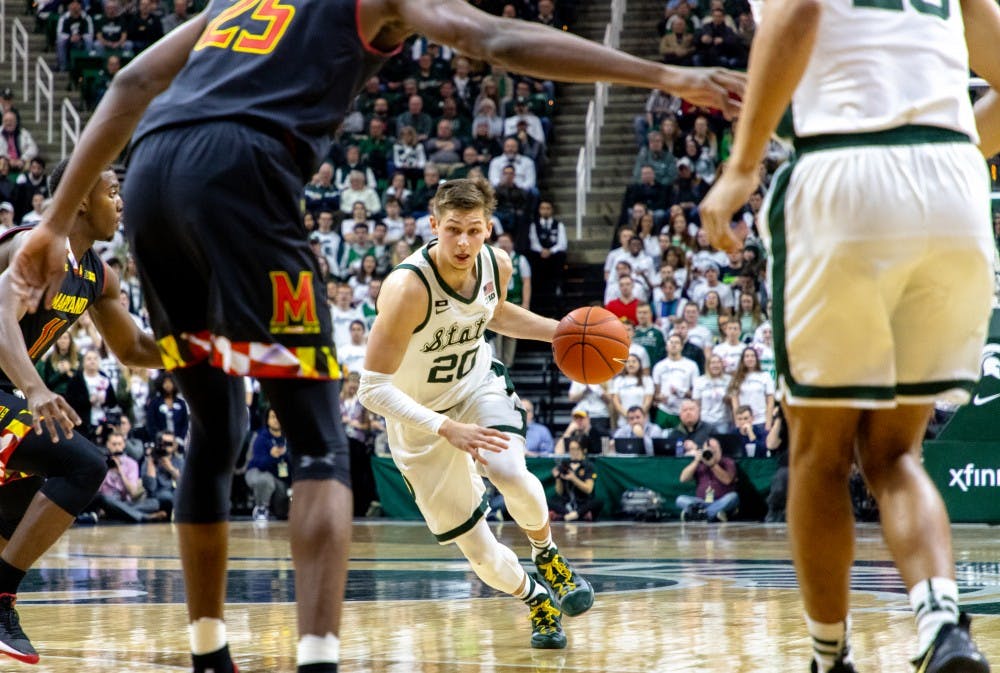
left=557, top=459, right=572, bottom=476
left=701, top=448, right=714, bottom=462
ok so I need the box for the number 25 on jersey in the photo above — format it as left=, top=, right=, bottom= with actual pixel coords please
left=195, top=0, right=295, bottom=55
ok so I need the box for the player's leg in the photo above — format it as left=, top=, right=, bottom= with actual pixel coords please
left=452, top=519, right=566, bottom=649
left=783, top=404, right=861, bottom=673
left=0, top=428, right=108, bottom=664
left=481, top=426, right=594, bottom=617
left=259, top=377, right=351, bottom=673
left=171, top=363, right=248, bottom=673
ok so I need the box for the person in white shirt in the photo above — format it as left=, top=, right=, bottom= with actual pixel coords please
left=0, top=202, right=14, bottom=233
left=610, top=354, right=654, bottom=427
left=651, top=334, right=698, bottom=428
left=726, top=346, right=774, bottom=429
left=689, top=261, right=735, bottom=310
left=677, top=301, right=713, bottom=352
left=337, top=319, right=368, bottom=376
left=329, top=283, right=363, bottom=352
left=567, top=380, right=613, bottom=437
left=19, top=193, right=45, bottom=226
left=487, top=137, right=537, bottom=191
left=528, top=200, right=567, bottom=298
left=692, top=354, right=731, bottom=432
left=502, top=97, right=546, bottom=145
left=712, top=318, right=746, bottom=374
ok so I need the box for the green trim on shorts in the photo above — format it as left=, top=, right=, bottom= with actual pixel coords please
left=491, top=359, right=516, bottom=396
left=769, top=160, right=902, bottom=402
left=434, top=492, right=490, bottom=543
left=491, top=405, right=528, bottom=438
left=394, top=264, right=432, bottom=333
left=897, top=380, right=975, bottom=397
left=794, top=124, right=971, bottom=155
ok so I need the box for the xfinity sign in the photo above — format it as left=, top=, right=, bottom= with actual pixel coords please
left=948, top=464, right=1000, bottom=492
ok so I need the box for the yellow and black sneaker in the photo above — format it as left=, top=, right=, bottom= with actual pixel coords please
left=534, top=547, right=594, bottom=617
left=911, top=613, right=989, bottom=673
left=527, top=591, right=567, bottom=650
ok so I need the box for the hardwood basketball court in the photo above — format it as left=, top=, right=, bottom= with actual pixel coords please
left=15, top=521, right=1000, bottom=672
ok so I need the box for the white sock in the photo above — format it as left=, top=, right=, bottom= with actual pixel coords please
left=189, top=617, right=227, bottom=656
left=529, top=531, right=554, bottom=560
left=297, top=633, right=340, bottom=666
left=909, top=577, right=959, bottom=657
left=516, top=575, right=547, bottom=602
left=805, top=614, right=853, bottom=672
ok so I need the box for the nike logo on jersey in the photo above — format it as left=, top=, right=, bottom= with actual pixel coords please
left=434, top=300, right=449, bottom=314
left=973, top=392, right=1000, bottom=406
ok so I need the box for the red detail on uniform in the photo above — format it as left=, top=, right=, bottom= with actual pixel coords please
left=183, top=330, right=337, bottom=380
left=271, top=271, right=318, bottom=326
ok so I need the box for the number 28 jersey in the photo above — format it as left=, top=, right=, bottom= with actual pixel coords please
left=391, top=241, right=502, bottom=412
left=791, top=0, right=976, bottom=141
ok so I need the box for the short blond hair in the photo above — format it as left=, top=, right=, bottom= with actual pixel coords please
left=431, top=177, right=496, bottom=220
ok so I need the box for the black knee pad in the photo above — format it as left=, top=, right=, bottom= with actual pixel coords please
left=9, top=430, right=108, bottom=516
left=171, top=364, right=248, bottom=523
left=259, top=378, right=351, bottom=487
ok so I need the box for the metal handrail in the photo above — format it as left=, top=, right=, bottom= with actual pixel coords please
left=35, top=58, right=53, bottom=143
left=60, top=97, right=80, bottom=158
left=11, top=19, right=28, bottom=103
left=573, top=0, right=627, bottom=239
left=0, top=1, right=6, bottom=65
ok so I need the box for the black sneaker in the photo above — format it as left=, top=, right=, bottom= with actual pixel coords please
left=810, top=657, right=858, bottom=673
left=0, top=593, right=38, bottom=664
left=527, top=592, right=567, bottom=650
left=912, top=613, right=990, bottom=673
left=533, top=547, right=594, bottom=617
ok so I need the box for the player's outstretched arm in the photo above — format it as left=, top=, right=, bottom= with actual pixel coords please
left=88, top=267, right=163, bottom=370
left=358, top=269, right=508, bottom=464
left=487, top=246, right=558, bottom=342
left=9, top=15, right=207, bottom=313
left=699, top=0, right=821, bottom=252
left=963, top=0, right=1000, bottom=156
left=0, top=268, right=82, bottom=441
left=365, top=0, right=744, bottom=118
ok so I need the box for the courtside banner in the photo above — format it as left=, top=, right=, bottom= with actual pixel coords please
left=924, top=441, right=1000, bottom=523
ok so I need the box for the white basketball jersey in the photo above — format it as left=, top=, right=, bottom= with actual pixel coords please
left=791, top=0, right=976, bottom=140
left=391, top=241, right=501, bottom=411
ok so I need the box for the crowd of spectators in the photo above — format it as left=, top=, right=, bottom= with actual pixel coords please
left=4, top=0, right=795, bottom=526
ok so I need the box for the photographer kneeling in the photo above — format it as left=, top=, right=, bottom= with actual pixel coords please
left=548, top=437, right=601, bottom=522
left=141, top=431, right=184, bottom=520
left=675, top=437, right=739, bottom=522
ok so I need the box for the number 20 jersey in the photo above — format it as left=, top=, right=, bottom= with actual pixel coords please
left=390, top=241, right=501, bottom=413
left=133, top=0, right=394, bottom=179
left=790, top=0, right=976, bottom=141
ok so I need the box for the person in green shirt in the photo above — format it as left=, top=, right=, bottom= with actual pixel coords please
left=632, top=302, right=666, bottom=372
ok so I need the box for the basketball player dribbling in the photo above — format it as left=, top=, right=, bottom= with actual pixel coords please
left=7, top=2, right=744, bottom=671
left=700, top=0, right=1000, bottom=671
left=359, top=178, right=589, bottom=648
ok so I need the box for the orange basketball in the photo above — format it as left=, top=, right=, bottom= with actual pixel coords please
left=552, top=306, right=630, bottom=384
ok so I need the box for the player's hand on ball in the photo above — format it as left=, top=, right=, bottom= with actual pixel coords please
left=438, top=419, right=509, bottom=466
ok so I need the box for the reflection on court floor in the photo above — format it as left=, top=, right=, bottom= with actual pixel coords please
left=16, top=521, right=1000, bottom=672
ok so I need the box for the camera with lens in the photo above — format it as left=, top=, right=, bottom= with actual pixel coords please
left=556, top=458, right=572, bottom=476
left=701, top=447, right=714, bottom=462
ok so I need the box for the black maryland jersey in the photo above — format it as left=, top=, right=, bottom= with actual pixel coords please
left=0, top=227, right=106, bottom=391
left=133, top=0, right=396, bottom=179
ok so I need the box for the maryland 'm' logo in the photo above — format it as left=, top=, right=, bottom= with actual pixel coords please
left=270, top=271, right=320, bottom=335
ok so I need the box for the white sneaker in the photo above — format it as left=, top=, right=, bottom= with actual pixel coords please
left=252, top=505, right=269, bottom=523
